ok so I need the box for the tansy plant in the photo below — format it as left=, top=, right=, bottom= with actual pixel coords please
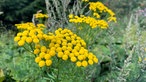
left=68, top=0, right=116, bottom=46
left=14, top=0, right=116, bottom=81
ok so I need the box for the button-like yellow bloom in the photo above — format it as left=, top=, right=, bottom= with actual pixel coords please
left=71, top=56, right=77, bottom=62
left=56, top=47, right=62, bottom=52
left=33, top=38, right=39, bottom=44
left=39, top=52, right=45, bottom=58
left=26, top=37, right=32, bottom=43
left=82, top=61, right=88, bottom=67
left=46, top=60, right=52, bottom=66
left=35, top=57, right=41, bottom=63
left=58, top=52, right=64, bottom=58
left=14, top=36, right=20, bottom=42
left=93, top=57, right=98, bottom=63
left=41, top=46, right=47, bottom=52
left=49, top=50, right=56, bottom=56
left=78, top=55, right=84, bottom=61
left=69, top=53, right=74, bottom=57
left=18, top=40, right=25, bottom=46
left=88, top=60, right=93, bottom=65
left=39, top=60, right=45, bottom=67
left=76, top=61, right=82, bottom=67
left=35, top=13, right=48, bottom=19
left=62, top=55, right=68, bottom=60
left=69, top=14, right=74, bottom=18
left=33, top=49, right=40, bottom=54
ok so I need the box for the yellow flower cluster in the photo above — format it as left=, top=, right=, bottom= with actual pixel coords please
left=69, top=1, right=117, bottom=29
left=14, top=23, right=98, bottom=67
left=14, top=22, right=46, bottom=46
left=89, top=1, right=116, bottom=22
left=34, top=28, right=98, bottom=67
left=69, top=15, right=108, bottom=29
left=35, top=13, right=49, bottom=19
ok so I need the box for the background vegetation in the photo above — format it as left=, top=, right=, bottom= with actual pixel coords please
left=0, top=0, right=146, bottom=82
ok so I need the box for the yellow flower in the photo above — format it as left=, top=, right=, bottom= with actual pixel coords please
left=37, top=24, right=45, bottom=28
left=41, top=46, right=47, bottom=52
left=22, top=31, right=29, bottom=36
left=74, top=46, right=80, bottom=51
left=74, top=51, right=79, bottom=56
left=35, top=44, right=41, bottom=49
left=69, top=53, right=74, bottom=57
left=55, top=44, right=60, bottom=48
left=62, top=55, right=68, bottom=60
left=82, top=61, right=88, bottom=67
left=93, top=12, right=100, bottom=18
left=71, top=40, right=76, bottom=45
left=67, top=43, right=73, bottom=47
left=108, top=17, right=117, bottom=22
left=76, top=61, right=82, bottom=67
left=62, top=42, right=67, bottom=46
left=33, top=49, right=40, bottom=54
left=67, top=47, right=72, bottom=51
left=16, top=33, right=22, bottom=37
left=88, top=60, right=93, bottom=65
left=39, top=60, right=45, bottom=67
left=50, top=47, right=56, bottom=51
left=49, top=43, right=55, bottom=48
left=66, top=36, right=71, bottom=40
left=58, top=52, right=64, bottom=58
left=55, top=30, right=60, bottom=34
left=69, top=14, right=74, bottom=18
left=46, top=60, right=52, bottom=66
left=44, top=54, right=51, bottom=60
left=56, top=40, right=61, bottom=44
left=21, top=36, right=27, bottom=41
left=37, top=33, right=43, bottom=39
left=33, top=38, right=39, bottom=44
left=88, top=53, right=93, bottom=59
left=14, top=36, right=20, bottom=42
left=93, top=57, right=98, bottom=63
left=71, top=56, right=77, bottom=62
left=46, top=49, right=50, bottom=54
left=39, top=52, right=45, bottom=58
left=78, top=55, right=84, bottom=61
left=49, top=50, right=56, bottom=56
left=62, top=46, right=67, bottom=51
left=35, top=13, right=48, bottom=19
left=18, top=40, right=25, bottom=46
left=71, top=36, right=76, bottom=40
left=26, top=37, right=32, bottom=43
left=64, top=50, right=70, bottom=55
left=35, top=57, right=41, bottom=63
left=56, top=47, right=62, bottom=52
left=79, top=49, right=84, bottom=54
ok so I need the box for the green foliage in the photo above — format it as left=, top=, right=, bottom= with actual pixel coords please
left=103, top=0, right=146, bottom=16
left=0, top=32, right=44, bottom=81
left=0, top=0, right=46, bottom=23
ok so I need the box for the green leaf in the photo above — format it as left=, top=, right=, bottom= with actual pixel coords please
left=91, top=45, right=111, bottom=63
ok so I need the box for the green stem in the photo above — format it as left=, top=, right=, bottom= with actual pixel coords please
left=29, top=43, right=34, bottom=51
left=56, top=57, right=60, bottom=82
left=22, top=46, right=33, bottom=54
